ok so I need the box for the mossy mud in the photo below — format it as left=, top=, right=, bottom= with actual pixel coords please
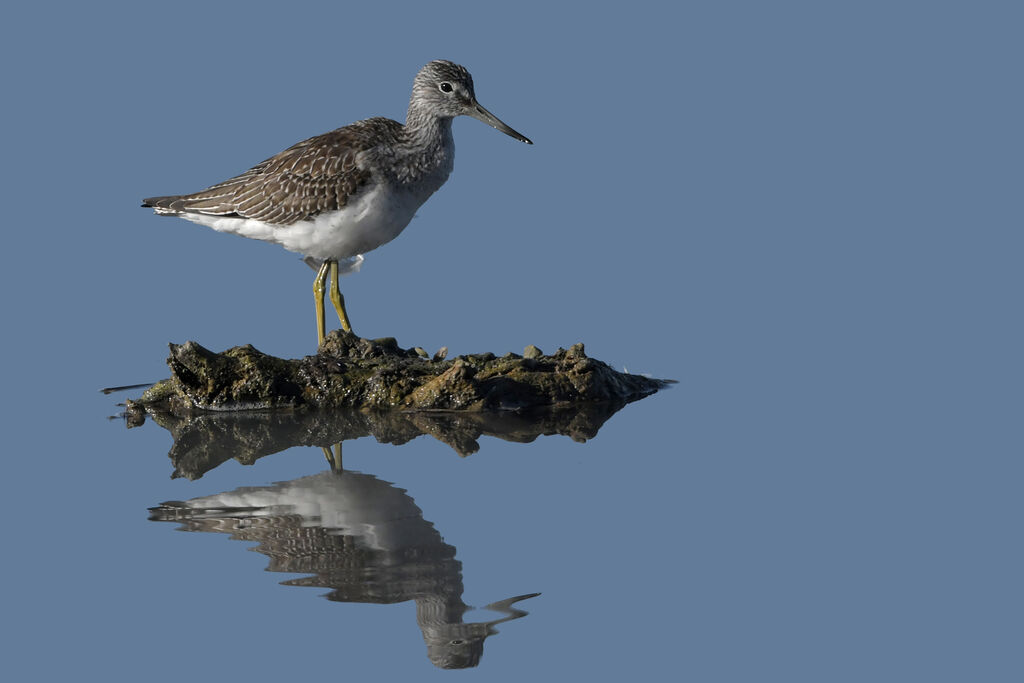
left=128, top=330, right=670, bottom=417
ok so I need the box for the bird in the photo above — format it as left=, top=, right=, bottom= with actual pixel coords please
left=143, top=60, right=532, bottom=346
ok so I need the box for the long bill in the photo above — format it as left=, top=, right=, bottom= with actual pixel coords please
left=468, top=102, right=533, bottom=144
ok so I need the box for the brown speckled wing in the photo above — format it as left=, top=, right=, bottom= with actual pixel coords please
left=145, top=118, right=402, bottom=226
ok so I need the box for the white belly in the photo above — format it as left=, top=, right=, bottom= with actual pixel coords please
left=181, top=180, right=433, bottom=261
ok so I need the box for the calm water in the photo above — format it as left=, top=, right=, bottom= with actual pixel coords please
left=4, top=2, right=1023, bottom=680
left=14, top=367, right=1015, bottom=680
left=83, top=388, right=689, bottom=678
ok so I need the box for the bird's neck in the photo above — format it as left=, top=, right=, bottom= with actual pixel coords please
left=390, top=108, right=455, bottom=187
left=404, top=103, right=454, bottom=149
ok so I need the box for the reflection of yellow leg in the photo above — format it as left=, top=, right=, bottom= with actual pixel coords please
left=328, top=260, right=353, bottom=333
left=314, top=260, right=330, bottom=346
left=322, top=442, right=342, bottom=471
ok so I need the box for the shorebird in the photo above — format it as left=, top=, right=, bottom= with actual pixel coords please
left=143, top=60, right=531, bottom=346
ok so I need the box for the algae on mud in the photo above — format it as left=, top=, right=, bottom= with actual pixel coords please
left=129, top=330, right=669, bottom=415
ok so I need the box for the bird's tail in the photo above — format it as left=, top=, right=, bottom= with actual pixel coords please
left=141, top=195, right=184, bottom=215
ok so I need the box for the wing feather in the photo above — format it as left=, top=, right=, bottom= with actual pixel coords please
left=143, top=118, right=402, bottom=225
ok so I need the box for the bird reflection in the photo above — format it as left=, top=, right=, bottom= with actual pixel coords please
left=150, top=459, right=538, bottom=669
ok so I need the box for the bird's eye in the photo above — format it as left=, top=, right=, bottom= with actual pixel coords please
left=439, top=82, right=454, bottom=93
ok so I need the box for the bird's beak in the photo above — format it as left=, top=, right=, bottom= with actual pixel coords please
left=468, top=101, right=533, bottom=144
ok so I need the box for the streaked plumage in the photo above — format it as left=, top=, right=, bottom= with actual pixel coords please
left=143, top=60, right=531, bottom=345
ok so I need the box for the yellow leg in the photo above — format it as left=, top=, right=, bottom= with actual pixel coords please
left=314, top=260, right=330, bottom=346
left=328, top=260, right=354, bottom=334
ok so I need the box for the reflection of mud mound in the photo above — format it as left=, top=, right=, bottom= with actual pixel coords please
left=134, top=400, right=637, bottom=479
left=150, top=470, right=538, bottom=669
left=128, top=332, right=669, bottom=413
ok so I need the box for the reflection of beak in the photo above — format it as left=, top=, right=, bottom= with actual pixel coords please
left=467, top=101, right=533, bottom=144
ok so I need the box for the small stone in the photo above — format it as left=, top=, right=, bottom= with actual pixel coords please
left=523, top=344, right=543, bottom=359
left=433, top=346, right=448, bottom=361
left=371, top=337, right=400, bottom=353
left=414, top=347, right=429, bottom=358
left=567, top=342, right=586, bottom=359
